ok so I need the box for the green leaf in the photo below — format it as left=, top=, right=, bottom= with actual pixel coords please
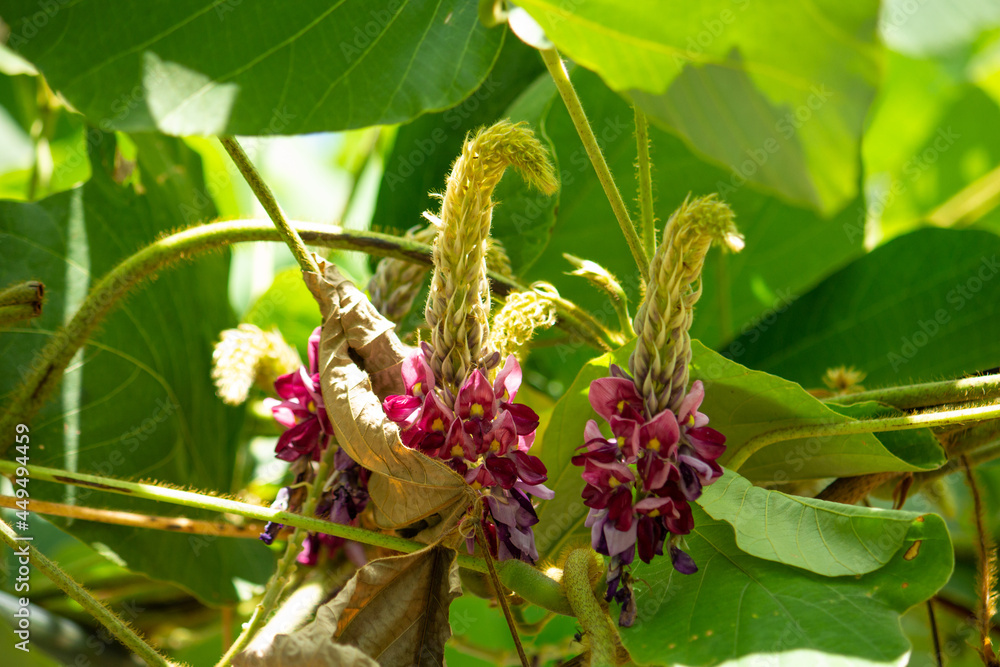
left=515, top=0, right=882, bottom=213
left=533, top=340, right=944, bottom=559
left=825, top=401, right=944, bottom=468
left=699, top=468, right=926, bottom=576
left=620, top=506, right=952, bottom=666
left=692, top=339, right=945, bottom=481
left=727, top=228, right=1000, bottom=389
left=5, top=0, right=504, bottom=135
left=511, top=68, right=864, bottom=392
left=879, top=0, right=1000, bottom=57
left=866, top=74, right=1000, bottom=237
left=0, top=132, right=273, bottom=604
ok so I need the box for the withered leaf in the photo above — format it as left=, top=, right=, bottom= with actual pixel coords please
left=235, top=546, right=462, bottom=667
left=234, top=640, right=378, bottom=667
left=305, top=259, right=473, bottom=541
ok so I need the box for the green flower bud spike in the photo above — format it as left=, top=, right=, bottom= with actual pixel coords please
left=369, top=221, right=515, bottom=326
left=630, top=194, right=743, bottom=415
left=425, top=120, right=558, bottom=395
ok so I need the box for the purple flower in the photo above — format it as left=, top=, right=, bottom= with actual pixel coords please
left=261, top=327, right=371, bottom=567
left=588, top=377, right=646, bottom=423
left=297, top=447, right=371, bottom=566
left=384, top=350, right=552, bottom=564
left=574, top=370, right=726, bottom=617
left=264, top=328, right=332, bottom=462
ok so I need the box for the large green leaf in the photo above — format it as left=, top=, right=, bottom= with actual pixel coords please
left=699, top=468, right=926, bottom=577
left=620, top=506, right=952, bottom=666
left=514, top=0, right=882, bottom=213
left=4, top=0, right=504, bottom=135
left=727, top=228, right=1000, bottom=389
left=512, top=68, right=864, bottom=392
left=0, top=132, right=273, bottom=604
left=879, top=0, right=1000, bottom=57
left=865, top=72, right=1000, bottom=238
left=692, top=340, right=944, bottom=481
left=533, top=340, right=944, bottom=560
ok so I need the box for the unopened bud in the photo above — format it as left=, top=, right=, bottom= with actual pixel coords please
left=211, top=324, right=300, bottom=405
left=490, top=283, right=560, bottom=361
left=425, top=120, right=557, bottom=393
left=631, top=195, right=741, bottom=415
left=0, top=281, right=44, bottom=326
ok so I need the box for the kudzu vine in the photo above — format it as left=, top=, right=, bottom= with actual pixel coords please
left=5, top=27, right=1000, bottom=667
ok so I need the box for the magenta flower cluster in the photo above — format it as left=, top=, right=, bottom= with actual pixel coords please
left=384, top=348, right=553, bottom=563
left=261, top=327, right=370, bottom=566
left=573, top=365, right=726, bottom=623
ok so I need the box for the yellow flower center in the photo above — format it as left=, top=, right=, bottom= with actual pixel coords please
left=307, top=400, right=315, bottom=412
left=413, top=381, right=423, bottom=396
left=609, top=477, right=621, bottom=489
left=471, top=404, right=485, bottom=418
left=687, top=414, right=695, bottom=427
left=470, top=480, right=482, bottom=490
left=648, top=438, right=661, bottom=452
left=617, top=436, right=626, bottom=449
left=489, top=439, right=501, bottom=453
left=617, top=399, right=627, bottom=413
left=648, top=508, right=660, bottom=518
left=431, top=418, right=445, bottom=432
left=450, top=445, right=464, bottom=458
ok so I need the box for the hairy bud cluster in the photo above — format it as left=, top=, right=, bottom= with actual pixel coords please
left=211, top=324, right=301, bottom=405
left=424, top=120, right=557, bottom=395
left=489, top=282, right=559, bottom=361
left=630, top=195, right=743, bottom=416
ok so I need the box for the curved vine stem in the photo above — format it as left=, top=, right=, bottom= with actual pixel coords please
left=0, top=458, right=485, bottom=571
left=0, top=518, right=176, bottom=666
left=0, top=220, right=613, bottom=456
left=728, top=401, right=1000, bottom=471
left=825, top=373, right=1000, bottom=410
left=540, top=48, right=648, bottom=282
left=218, top=136, right=320, bottom=275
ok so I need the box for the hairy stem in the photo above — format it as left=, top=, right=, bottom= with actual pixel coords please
left=634, top=106, right=655, bottom=261
left=0, top=220, right=611, bottom=457
left=218, top=137, right=319, bottom=275
left=564, top=549, right=619, bottom=667
left=0, top=495, right=261, bottom=538
left=963, top=455, right=1000, bottom=666
left=728, top=401, right=1000, bottom=471
left=0, top=518, right=176, bottom=666
left=217, top=442, right=340, bottom=667
left=826, top=373, right=1000, bottom=410
left=540, top=48, right=648, bottom=282
left=0, top=459, right=486, bottom=573
left=820, top=420, right=1000, bottom=503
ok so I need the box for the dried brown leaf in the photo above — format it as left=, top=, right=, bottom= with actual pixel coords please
left=305, top=259, right=473, bottom=540
left=235, top=640, right=378, bottom=667
left=235, top=546, right=461, bottom=667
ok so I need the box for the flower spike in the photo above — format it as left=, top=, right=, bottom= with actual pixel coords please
left=630, top=194, right=742, bottom=416
left=424, top=120, right=557, bottom=395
